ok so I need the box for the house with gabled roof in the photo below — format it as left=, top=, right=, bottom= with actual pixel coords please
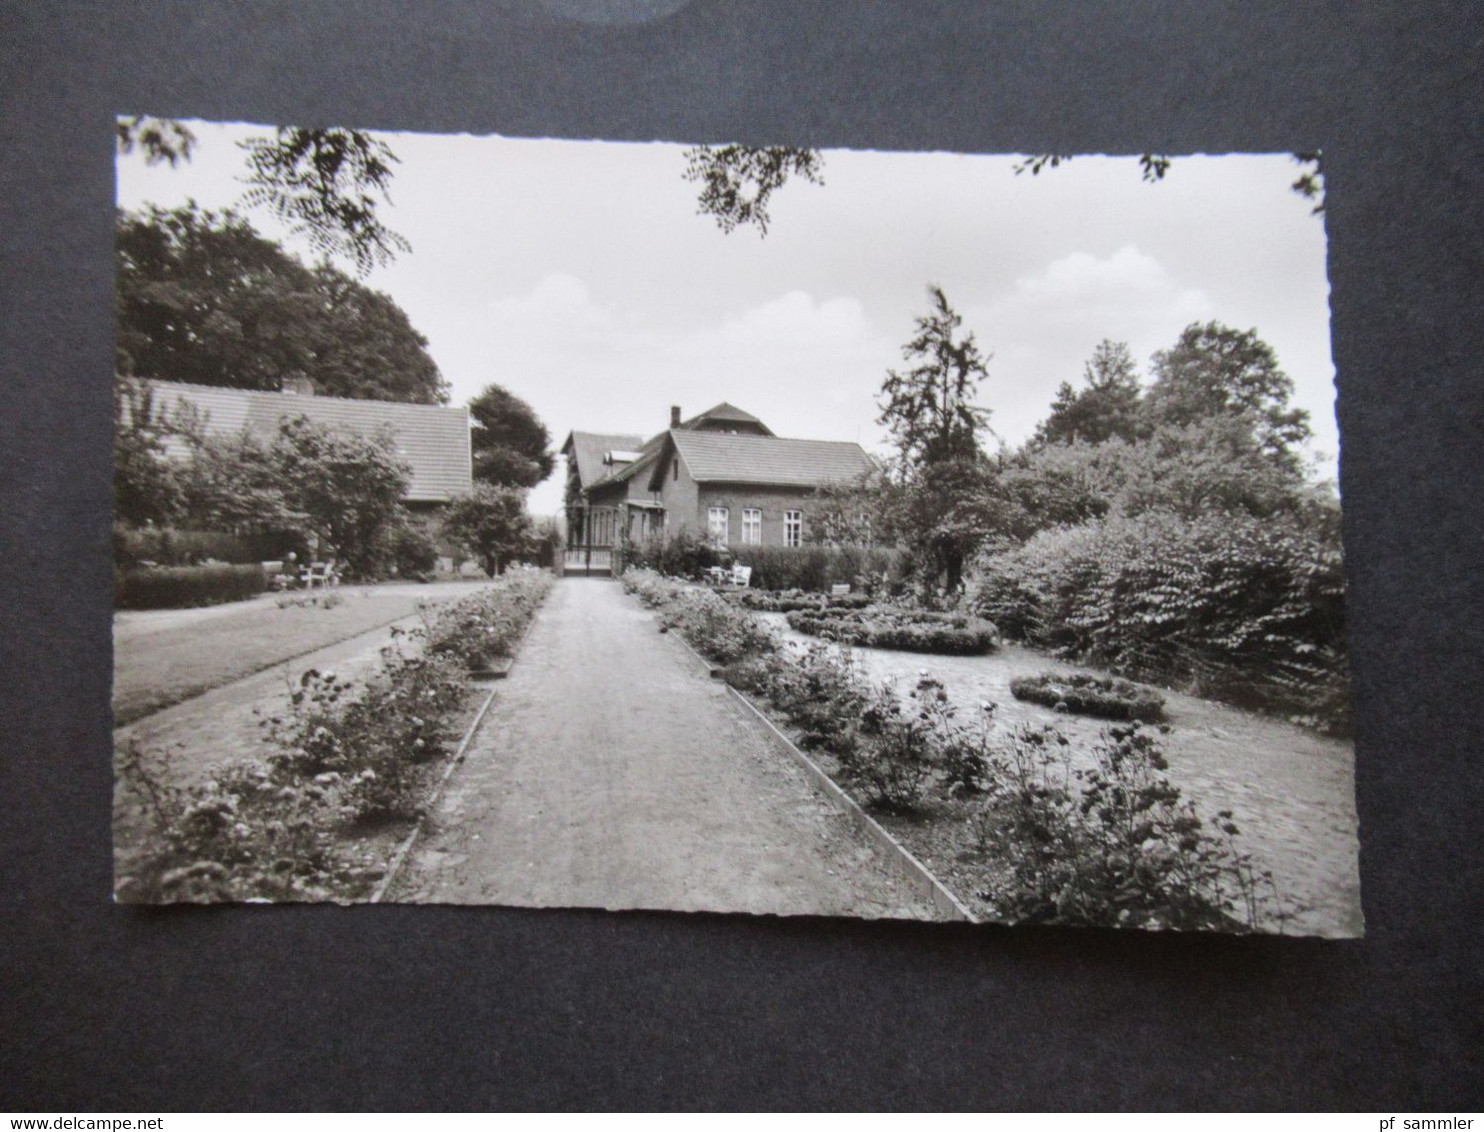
left=559, top=403, right=875, bottom=574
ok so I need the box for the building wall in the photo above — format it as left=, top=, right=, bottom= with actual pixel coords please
left=692, top=485, right=816, bottom=548
left=582, top=453, right=820, bottom=550
left=655, top=453, right=701, bottom=537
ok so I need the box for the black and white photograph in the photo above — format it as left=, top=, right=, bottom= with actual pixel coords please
left=111, top=118, right=1357, bottom=937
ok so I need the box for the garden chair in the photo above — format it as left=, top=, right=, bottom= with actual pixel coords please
left=301, top=561, right=337, bottom=588
left=729, top=564, right=752, bottom=588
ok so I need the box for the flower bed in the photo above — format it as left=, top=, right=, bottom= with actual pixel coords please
left=115, top=569, right=554, bottom=903
left=624, top=566, right=1276, bottom=931
left=626, top=566, right=1276, bottom=931
left=1009, top=671, right=1166, bottom=722
left=422, top=565, right=554, bottom=673
left=785, top=606, right=999, bottom=655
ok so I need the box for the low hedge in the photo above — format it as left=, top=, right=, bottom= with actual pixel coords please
left=113, top=524, right=301, bottom=568
left=115, top=563, right=269, bottom=610
left=1009, top=672, right=1166, bottom=722
left=786, top=607, right=998, bottom=655
left=735, top=589, right=873, bottom=613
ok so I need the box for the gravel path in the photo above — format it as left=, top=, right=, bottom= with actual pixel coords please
left=389, top=580, right=941, bottom=921
left=760, top=614, right=1362, bottom=938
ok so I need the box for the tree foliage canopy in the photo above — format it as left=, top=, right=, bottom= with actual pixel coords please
left=683, top=145, right=825, bottom=236
left=1035, top=339, right=1144, bottom=447
left=1145, top=321, right=1311, bottom=469
left=237, top=127, right=411, bottom=275
left=271, top=416, right=411, bottom=579
left=441, top=484, right=534, bottom=577
left=114, top=377, right=187, bottom=527
left=117, top=118, right=410, bottom=274
left=878, top=285, right=993, bottom=471
left=686, top=146, right=1325, bottom=235
left=467, top=383, right=555, bottom=489
left=116, top=204, right=447, bottom=403
left=873, top=286, right=996, bottom=594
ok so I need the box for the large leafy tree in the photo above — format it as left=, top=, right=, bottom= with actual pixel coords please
left=270, top=416, right=411, bottom=580
left=467, top=384, right=555, bottom=488
left=116, top=204, right=446, bottom=403
left=1035, top=339, right=1145, bottom=447
left=1144, top=321, right=1311, bottom=469
left=442, top=484, right=534, bottom=577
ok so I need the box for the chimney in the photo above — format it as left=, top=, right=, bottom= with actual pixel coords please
left=282, top=374, right=316, bottom=397
left=669, top=405, right=681, bottom=428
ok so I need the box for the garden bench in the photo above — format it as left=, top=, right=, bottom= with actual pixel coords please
left=830, top=583, right=851, bottom=596
left=728, top=564, right=752, bottom=587
left=300, top=562, right=339, bottom=588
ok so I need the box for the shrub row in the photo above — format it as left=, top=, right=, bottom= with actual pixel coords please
left=785, top=607, right=999, bottom=655
left=623, top=534, right=905, bottom=594
left=623, top=568, right=779, bottom=665
left=734, top=589, right=873, bottom=612
left=623, top=567, right=1272, bottom=930
left=115, top=570, right=554, bottom=903
left=726, top=545, right=906, bottom=593
left=970, top=510, right=1350, bottom=734
left=115, top=562, right=268, bottom=610
left=1009, top=672, right=1167, bottom=722
left=423, top=566, right=555, bottom=673
left=113, top=524, right=302, bottom=568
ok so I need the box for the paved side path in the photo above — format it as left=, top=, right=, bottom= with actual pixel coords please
left=391, top=580, right=939, bottom=920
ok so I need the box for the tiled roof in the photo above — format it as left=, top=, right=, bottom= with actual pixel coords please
left=562, top=430, right=645, bottom=489
left=662, top=431, right=877, bottom=488
left=143, top=380, right=472, bottom=502
left=678, top=402, right=773, bottom=435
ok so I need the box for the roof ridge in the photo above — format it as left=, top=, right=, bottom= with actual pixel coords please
left=137, top=377, right=467, bottom=415
left=674, top=431, right=866, bottom=447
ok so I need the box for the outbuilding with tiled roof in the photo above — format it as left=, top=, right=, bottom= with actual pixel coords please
left=142, top=379, right=473, bottom=504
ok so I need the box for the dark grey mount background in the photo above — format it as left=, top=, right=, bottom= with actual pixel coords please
left=2, top=0, right=1480, bottom=1110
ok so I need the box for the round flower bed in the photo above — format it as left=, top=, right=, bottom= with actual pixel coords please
left=1009, top=671, right=1166, bottom=722
left=785, top=606, right=999, bottom=655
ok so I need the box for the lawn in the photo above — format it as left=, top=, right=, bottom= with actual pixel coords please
left=112, top=583, right=486, bottom=725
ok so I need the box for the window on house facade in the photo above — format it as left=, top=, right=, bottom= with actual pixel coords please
left=708, top=506, right=729, bottom=547
left=785, top=510, right=802, bottom=548
left=741, top=508, right=762, bottom=545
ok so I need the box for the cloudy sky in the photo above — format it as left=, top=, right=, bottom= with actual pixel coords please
left=117, top=121, right=1337, bottom=516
